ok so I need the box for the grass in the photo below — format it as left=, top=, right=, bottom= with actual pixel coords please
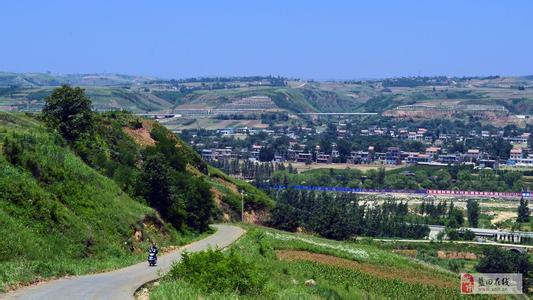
left=372, top=240, right=494, bottom=274
left=0, top=112, right=200, bottom=292
left=208, top=166, right=275, bottom=209
left=149, top=225, right=485, bottom=299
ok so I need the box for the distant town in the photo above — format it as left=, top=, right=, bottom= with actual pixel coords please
left=185, top=122, right=533, bottom=171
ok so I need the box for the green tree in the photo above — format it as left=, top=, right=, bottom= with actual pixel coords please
left=502, top=172, right=522, bottom=189
left=269, top=203, right=301, bottom=232
left=476, top=247, right=530, bottom=292
left=139, top=153, right=186, bottom=230
left=43, top=85, right=94, bottom=142
left=182, top=177, right=215, bottom=232
left=517, top=197, right=530, bottom=223
left=466, top=199, right=480, bottom=228
left=462, top=229, right=475, bottom=241
left=258, top=146, right=275, bottom=162
left=447, top=202, right=464, bottom=228
left=375, top=167, right=386, bottom=186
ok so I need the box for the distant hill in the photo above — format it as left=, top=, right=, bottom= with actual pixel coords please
left=0, top=72, right=155, bottom=87
left=1, top=72, right=532, bottom=116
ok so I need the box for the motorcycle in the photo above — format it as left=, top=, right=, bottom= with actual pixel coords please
left=148, top=251, right=157, bottom=267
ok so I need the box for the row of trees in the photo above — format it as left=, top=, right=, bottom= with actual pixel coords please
left=269, top=190, right=429, bottom=240
left=414, top=200, right=465, bottom=228
left=270, top=166, right=528, bottom=192
left=210, top=160, right=297, bottom=183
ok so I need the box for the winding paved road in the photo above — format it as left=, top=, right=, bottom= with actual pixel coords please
left=1, top=224, right=244, bottom=300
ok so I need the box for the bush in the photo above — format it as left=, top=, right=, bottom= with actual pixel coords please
left=167, top=248, right=266, bottom=296
left=476, top=247, right=530, bottom=292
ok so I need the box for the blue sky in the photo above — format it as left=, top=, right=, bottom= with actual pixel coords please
left=1, top=1, right=532, bottom=79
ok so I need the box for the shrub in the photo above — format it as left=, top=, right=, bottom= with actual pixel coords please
left=167, top=248, right=266, bottom=296
left=476, top=247, right=530, bottom=292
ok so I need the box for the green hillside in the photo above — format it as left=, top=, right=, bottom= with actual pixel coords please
left=0, top=113, right=184, bottom=291
left=0, top=109, right=273, bottom=292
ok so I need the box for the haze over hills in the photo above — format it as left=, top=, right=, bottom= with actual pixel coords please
left=1, top=72, right=533, bottom=130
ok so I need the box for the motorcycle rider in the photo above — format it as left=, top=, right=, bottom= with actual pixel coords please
left=147, top=242, right=158, bottom=266
left=149, top=242, right=158, bottom=255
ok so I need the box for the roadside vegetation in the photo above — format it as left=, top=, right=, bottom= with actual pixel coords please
left=149, top=225, right=492, bottom=299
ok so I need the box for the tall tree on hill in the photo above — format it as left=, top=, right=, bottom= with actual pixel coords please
left=517, top=197, right=530, bottom=223
left=140, top=153, right=186, bottom=230
left=466, top=199, right=480, bottom=228
left=181, top=177, right=215, bottom=232
left=43, top=85, right=94, bottom=142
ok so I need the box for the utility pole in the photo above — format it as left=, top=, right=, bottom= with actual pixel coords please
left=241, top=190, right=245, bottom=223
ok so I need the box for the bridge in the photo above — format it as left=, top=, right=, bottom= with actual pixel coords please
left=296, top=112, right=379, bottom=115
left=135, top=113, right=180, bottom=119
left=428, top=225, right=532, bottom=253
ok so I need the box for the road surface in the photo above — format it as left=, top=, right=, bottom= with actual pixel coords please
left=1, top=224, right=244, bottom=300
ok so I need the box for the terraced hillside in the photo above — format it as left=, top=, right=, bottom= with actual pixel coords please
left=2, top=73, right=533, bottom=123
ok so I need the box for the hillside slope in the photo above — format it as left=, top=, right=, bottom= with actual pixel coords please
left=0, top=111, right=274, bottom=292
left=0, top=113, right=181, bottom=291
left=101, top=112, right=274, bottom=221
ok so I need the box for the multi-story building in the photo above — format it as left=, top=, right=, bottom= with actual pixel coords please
left=316, top=153, right=331, bottom=163
left=386, top=147, right=401, bottom=164
left=296, top=152, right=313, bottom=163
left=509, top=148, right=523, bottom=161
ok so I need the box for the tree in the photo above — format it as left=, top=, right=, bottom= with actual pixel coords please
left=466, top=199, right=480, bottom=228
left=447, top=202, right=464, bottom=228
left=310, top=204, right=354, bottom=240
left=517, top=197, right=530, bottom=223
left=446, top=228, right=460, bottom=240
left=182, top=177, right=215, bottom=232
left=43, top=85, right=94, bottom=142
left=375, top=167, right=386, bottom=186
left=476, top=247, right=530, bottom=292
left=269, top=203, right=301, bottom=232
left=462, top=229, right=476, bottom=241
left=139, top=153, right=186, bottom=230
left=258, top=147, right=274, bottom=162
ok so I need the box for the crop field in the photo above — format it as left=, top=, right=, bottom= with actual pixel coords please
left=148, top=225, right=489, bottom=299
left=159, top=118, right=269, bottom=131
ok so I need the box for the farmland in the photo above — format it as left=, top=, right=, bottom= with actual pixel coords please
left=146, top=225, right=491, bottom=299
